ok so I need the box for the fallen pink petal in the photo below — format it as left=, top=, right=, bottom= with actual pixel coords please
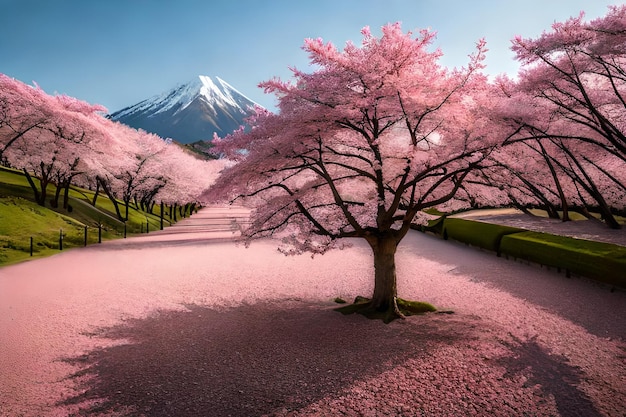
left=2, top=3, right=626, bottom=416
left=1, top=208, right=624, bottom=416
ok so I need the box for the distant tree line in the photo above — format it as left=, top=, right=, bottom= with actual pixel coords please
left=0, top=74, right=227, bottom=221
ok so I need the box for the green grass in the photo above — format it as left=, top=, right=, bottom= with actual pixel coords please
left=0, top=196, right=86, bottom=265
left=0, top=166, right=32, bottom=186
left=0, top=166, right=178, bottom=266
left=423, top=207, right=447, bottom=216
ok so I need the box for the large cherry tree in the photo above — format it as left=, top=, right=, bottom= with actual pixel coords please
left=205, top=24, right=495, bottom=320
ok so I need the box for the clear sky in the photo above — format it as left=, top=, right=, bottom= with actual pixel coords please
left=1, top=0, right=623, bottom=112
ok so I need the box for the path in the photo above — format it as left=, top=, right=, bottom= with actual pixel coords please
left=0, top=207, right=624, bottom=416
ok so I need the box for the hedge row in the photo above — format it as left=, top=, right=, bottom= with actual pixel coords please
left=423, top=217, right=626, bottom=288
left=501, top=232, right=626, bottom=286
left=441, top=218, right=524, bottom=254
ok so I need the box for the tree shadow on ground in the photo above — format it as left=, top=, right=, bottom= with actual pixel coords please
left=410, top=232, right=626, bottom=340
left=58, top=301, right=470, bottom=417
left=497, top=335, right=602, bottom=417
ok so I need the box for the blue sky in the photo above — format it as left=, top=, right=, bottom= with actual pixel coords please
left=1, top=0, right=623, bottom=112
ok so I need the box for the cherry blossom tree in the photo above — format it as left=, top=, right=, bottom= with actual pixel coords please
left=77, top=117, right=147, bottom=220
left=204, top=24, right=495, bottom=320
left=3, top=84, right=107, bottom=208
left=83, top=119, right=220, bottom=221
left=472, top=81, right=582, bottom=220
left=0, top=75, right=51, bottom=166
left=48, top=94, right=109, bottom=209
left=95, top=127, right=166, bottom=221
left=477, top=136, right=590, bottom=220
left=156, top=144, right=229, bottom=211
left=512, top=5, right=626, bottom=157
left=506, top=5, right=626, bottom=227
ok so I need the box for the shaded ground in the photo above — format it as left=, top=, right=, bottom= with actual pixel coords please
left=0, top=207, right=625, bottom=416
left=60, top=303, right=469, bottom=416
left=497, top=335, right=603, bottom=417
left=56, top=301, right=615, bottom=417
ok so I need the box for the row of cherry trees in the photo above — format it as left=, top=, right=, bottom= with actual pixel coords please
left=0, top=73, right=226, bottom=221
left=470, top=6, right=626, bottom=227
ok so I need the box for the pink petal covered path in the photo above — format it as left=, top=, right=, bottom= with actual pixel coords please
left=0, top=207, right=625, bottom=416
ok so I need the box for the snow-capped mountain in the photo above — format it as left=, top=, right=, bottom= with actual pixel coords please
left=109, top=75, right=260, bottom=144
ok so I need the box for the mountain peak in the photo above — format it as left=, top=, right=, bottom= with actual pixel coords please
left=109, top=76, right=261, bottom=144
left=194, top=75, right=259, bottom=112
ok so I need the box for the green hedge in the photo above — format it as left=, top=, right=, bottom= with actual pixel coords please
left=420, top=215, right=447, bottom=235
left=424, top=216, right=626, bottom=288
left=442, top=218, right=525, bottom=253
left=500, top=232, right=626, bottom=288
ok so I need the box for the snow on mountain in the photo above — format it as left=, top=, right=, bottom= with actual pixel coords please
left=109, top=76, right=261, bottom=144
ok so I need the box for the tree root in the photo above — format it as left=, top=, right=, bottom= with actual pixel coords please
left=334, top=296, right=437, bottom=323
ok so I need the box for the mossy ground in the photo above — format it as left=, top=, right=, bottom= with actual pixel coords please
left=334, top=295, right=437, bottom=323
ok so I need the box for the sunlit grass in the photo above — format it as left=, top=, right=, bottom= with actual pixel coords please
left=0, top=195, right=85, bottom=264
left=0, top=166, right=177, bottom=266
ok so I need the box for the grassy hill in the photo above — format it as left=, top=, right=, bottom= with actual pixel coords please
left=0, top=166, right=177, bottom=266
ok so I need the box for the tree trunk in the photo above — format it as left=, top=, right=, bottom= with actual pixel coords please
left=97, top=176, right=123, bottom=221
left=51, top=184, right=62, bottom=208
left=160, top=201, right=164, bottom=230
left=61, top=179, right=74, bottom=210
left=37, top=177, right=48, bottom=206
left=508, top=194, right=535, bottom=216
left=558, top=142, right=621, bottom=229
left=593, top=194, right=621, bottom=229
left=537, top=140, right=570, bottom=222
left=560, top=202, right=570, bottom=223
left=544, top=203, right=560, bottom=220
left=368, top=235, right=401, bottom=315
left=91, top=180, right=100, bottom=206
left=23, top=168, right=42, bottom=205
